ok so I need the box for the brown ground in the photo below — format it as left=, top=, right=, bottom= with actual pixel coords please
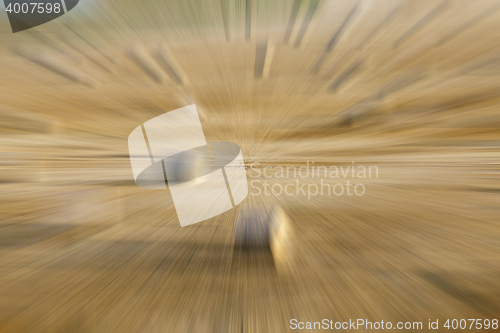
left=0, top=0, right=499, bottom=331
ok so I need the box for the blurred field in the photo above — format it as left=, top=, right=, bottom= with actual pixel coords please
left=0, top=0, right=499, bottom=332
